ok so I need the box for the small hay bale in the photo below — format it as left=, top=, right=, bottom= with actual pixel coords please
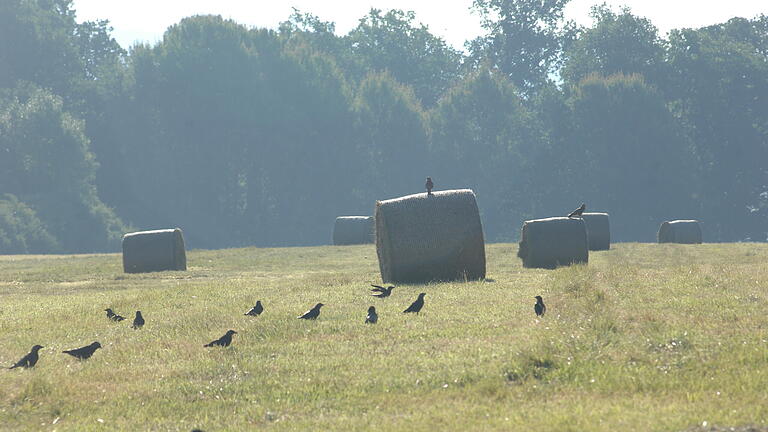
left=333, top=216, right=374, bottom=245
left=375, top=189, right=485, bottom=283
left=581, top=212, right=611, bottom=251
left=657, top=220, right=702, bottom=244
left=517, top=217, right=589, bottom=269
left=122, top=228, right=187, bottom=273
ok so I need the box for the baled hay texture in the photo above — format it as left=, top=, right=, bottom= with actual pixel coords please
left=581, top=212, right=611, bottom=251
left=658, top=220, right=702, bottom=244
left=375, top=189, right=486, bottom=283
left=122, top=228, right=187, bottom=273
left=333, top=216, right=374, bottom=245
left=517, top=217, right=589, bottom=269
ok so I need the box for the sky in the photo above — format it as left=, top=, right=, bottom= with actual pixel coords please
left=72, top=0, right=768, bottom=51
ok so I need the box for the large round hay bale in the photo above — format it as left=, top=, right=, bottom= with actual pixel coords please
left=122, top=228, right=187, bottom=273
left=375, top=189, right=485, bottom=283
left=333, top=216, right=374, bottom=245
left=657, top=220, right=702, bottom=244
left=581, top=212, right=610, bottom=251
left=517, top=217, right=589, bottom=269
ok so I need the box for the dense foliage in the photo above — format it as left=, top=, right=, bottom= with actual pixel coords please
left=1, top=0, right=766, bottom=252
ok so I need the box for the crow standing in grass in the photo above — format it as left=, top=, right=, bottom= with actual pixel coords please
left=534, top=296, right=546, bottom=317
left=104, top=308, right=125, bottom=322
left=298, top=303, right=324, bottom=320
left=132, top=311, right=145, bottom=329
left=244, top=300, right=264, bottom=316
left=62, top=342, right=102, bottom=360
left=403, top=293, right=426, bottom=315
left=204, top=330, right=237, bottom=348
left=567, top=203, right=586, bottom=218
left=370, top=285, right=395, bottom=298
left=365, top=306, right=378, bottom=324
left=425, top=177, right=434, bottom=196
left=8, top=345, right=44, bottom=369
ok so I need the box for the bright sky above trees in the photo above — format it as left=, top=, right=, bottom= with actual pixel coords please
left=73, top=0, right=767, bottom=50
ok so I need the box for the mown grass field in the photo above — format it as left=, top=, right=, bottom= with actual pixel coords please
left=1, top=243, right=768, bottom=431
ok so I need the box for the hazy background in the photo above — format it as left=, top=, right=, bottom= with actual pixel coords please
left=1, top=0, right=766, bottom=253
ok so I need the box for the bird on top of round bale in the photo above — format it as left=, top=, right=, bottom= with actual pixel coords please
left=568, top=203, right=586, bottom=218
left=425, top=177, right=434, bottom=196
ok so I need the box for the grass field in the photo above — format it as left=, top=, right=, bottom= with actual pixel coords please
left=1, top=243, right=768, bottom=431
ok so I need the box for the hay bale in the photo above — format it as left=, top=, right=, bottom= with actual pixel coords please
left=581, top=212, right=611, bottom=251
left=517, top=217, right=589, bottom=269
left=375, top=189, right=485, bottom=283
left=658, top=220, right=702, bottom=244
left=333, top=216, right=374, bottom=245
left=122, top=228, right=187, bottom=273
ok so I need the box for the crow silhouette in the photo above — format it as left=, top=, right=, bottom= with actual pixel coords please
left=425, top=177, right=434, bottom=196
left=298, top=303, right=324, bottom=320
left=8, top=345, right=44, bottom=369
left=534, top=295, right=546, bottom=317
left=567, top=203, right=586, bottom=218
left=365, top=306, right=378, bottom=324
left=104, top=308, right=125, bottom=322
left=204, top=330, right=237, bottom=348
left=403, top=293, right=426, bottom=315
left=132, top=311, right=145, bottom=329
left=371, top=285, right=395, bottom=298
left=62, top=342, right=102, bottom=360
left=244, top=300, right=264, bottom=316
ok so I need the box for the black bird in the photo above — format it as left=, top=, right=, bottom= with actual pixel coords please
left=403, top=293, right=426, bottom=315
left=534, top=295, right=546, bottom=317
left=567, top=203, right=586, bottom=218
left=204, top=330, right=237, bottom=348
left=365, top=306, right=378, bottom=324
left=62, top=342, right=102, bottom=360
left=132, top=311, right=145, bottom=329
left=298, top=303, right=324, bottom=320
left=244, top=300, right=264, bottom=316
left=370, top=284, right=395, bottom=298
left=104, top=308, right=125, bottom=322
left=425, top=177, right=434, bottom=196
left=8, top=345, right=44, bottom=369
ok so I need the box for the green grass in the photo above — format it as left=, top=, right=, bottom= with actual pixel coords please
left=1, top=243, right=768, bottom=431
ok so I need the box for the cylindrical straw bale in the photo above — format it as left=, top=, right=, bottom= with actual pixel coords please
left=375, top=189, right=486, bottom=283
left=122, top=228, right=187, bottom=273
left=657, top=220, right=702, bottom=244
left=517, top=217, right=589, bottom=269
left=333, top=216, right=374, bottom=245
left=581, top=212, right=610, bottom=251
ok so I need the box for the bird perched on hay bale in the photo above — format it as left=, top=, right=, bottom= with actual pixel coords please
left=298, top=303, right=324, bottom=320
left=517, top=217, right=589, bottom=269
left=204, top=330, right=237, bottom=348
left=658, top=220, right=702, bottom=244
left=62, top=342, right=101, bottom=360
left=8, top=345, right=43, bottom=369
left=244, top=301, right=264, bottom=316
left=534, top=296, right=546, bottom=317
left=365, top=306, right=378, bottom=324
left=403, top=293, right=426, bottom=315
left=568, top=203, right=586, bottom=218
left=371, top=284, right=394, bottom=298
left=425, top=177, right=434, bottom=196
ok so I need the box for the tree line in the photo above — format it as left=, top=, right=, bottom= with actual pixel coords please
left=1, top=0, right=766, bottom=253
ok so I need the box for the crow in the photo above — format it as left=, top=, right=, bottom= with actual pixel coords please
left=132, top=311, right=145, bottom=329
left=425, top=177, right=434, bottom=196
left=62, top=342, right=102, bottom=360
left=244, top=300, right=264, bottom=316
left=365, top=306, right=378, bottom=324
left=104, top=308, right=125, bottom=322
left=8, top=345, right=44, bottom=369
left=204, top=330, right=237, bottom=348
left=567, top=203, right=586, bottom=218
left=534, top=295, right=546, bottom=317
left=403, top=293, right=426, bottom=315
left=371, top=284, right=395, bottom=298
left=298, top=303, right=324, bottom=320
